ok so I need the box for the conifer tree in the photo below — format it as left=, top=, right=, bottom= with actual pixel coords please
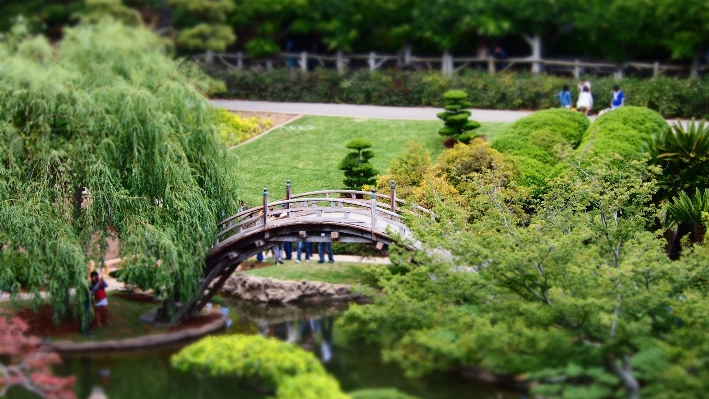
left=339, top=139, right=379, bottom=190
left=436, top=90, right=481, bottom=144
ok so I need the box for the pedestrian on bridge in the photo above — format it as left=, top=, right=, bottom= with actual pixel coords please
left=318, top=233, right=334, bottom=263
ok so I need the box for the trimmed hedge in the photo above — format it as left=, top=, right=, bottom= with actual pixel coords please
left=577, top=106, right=667, bottom=160
left=490, top=108, right=589, bottom=188
left=207, top=68, right=709, bottom=118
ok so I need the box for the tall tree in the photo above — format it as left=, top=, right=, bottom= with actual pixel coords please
left=0, top=20, right=240, bottom=319
left=169, top=0, right=236, bottom=51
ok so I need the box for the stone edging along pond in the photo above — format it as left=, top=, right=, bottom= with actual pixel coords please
left=45, top=313, right=227, bottom=355
left=220, top=273, right=364, bottom=303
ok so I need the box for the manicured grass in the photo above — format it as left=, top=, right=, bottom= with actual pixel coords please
left=231, top=116, right=508, bottom=205
left=244, top=261, right=376, bottom=286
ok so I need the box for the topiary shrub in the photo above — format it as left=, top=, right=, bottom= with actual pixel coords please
left=490, top=108, right=587, bottom=189
left=339, top=139, right=379, bottom=190
left=584, top=106, right=666, bottom=142
left=350, top=388, right=421, bottom=399
left=171, top=335, right=349, bottom=398
left=436, top=90, right=481, bottom=144
left=576, top=106, right=666, bottom=163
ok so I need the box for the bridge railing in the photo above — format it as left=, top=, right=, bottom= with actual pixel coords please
left=213, top=182, right=432, bottom=246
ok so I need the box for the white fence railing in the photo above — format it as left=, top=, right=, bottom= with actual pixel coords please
left=197, top=50, right=706, bottom=78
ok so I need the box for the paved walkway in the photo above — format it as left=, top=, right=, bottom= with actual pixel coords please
left=211, top=100, right=534, bottom=123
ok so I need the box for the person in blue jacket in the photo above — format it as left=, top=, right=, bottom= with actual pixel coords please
left=557, top=84, right=572, bottom=109
left=611, top=85, right=625, bottom=109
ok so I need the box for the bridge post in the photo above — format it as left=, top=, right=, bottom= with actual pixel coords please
left=263, top=188, right=269, bottom=229
left=371, top=187, right=377, bottom=233
left=390, top=180, right=396, bottom=213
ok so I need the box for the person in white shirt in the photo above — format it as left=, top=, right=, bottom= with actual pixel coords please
left=577, top=86, right=593, bottom=116
left=577, top=78, right=591, bottom=93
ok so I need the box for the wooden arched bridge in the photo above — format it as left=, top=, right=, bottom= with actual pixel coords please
left=180, top=181, right=433, bottom=318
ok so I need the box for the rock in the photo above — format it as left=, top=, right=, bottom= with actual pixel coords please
left=266, top=288, right=286, bottom=302
left=334, top=284, right=350, bottom=295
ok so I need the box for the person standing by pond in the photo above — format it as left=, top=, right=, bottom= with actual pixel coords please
left=318, top=233, right=334, bottom=263
left=557, top=84, right=572, bottom=108
left=611, top=85, right=625, bottom=109
left=90, top=271, right=110, bottom=327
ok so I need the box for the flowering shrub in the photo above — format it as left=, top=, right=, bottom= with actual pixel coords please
left=0, top=317, right=75, bottom=399
left=212, top=108, right=272, bottom=147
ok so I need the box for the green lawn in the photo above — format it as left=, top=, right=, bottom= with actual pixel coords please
left=244, top=261, right=377, bottom=286
left=231, top=116, right=508, bottom=205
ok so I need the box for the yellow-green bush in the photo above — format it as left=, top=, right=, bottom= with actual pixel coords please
left=172, top=335, right=350, bottom=398
left=212, top=108, right=272, bottom=147
left=349, top=388, right=420, bottom=399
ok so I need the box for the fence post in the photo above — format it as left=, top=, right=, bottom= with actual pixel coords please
left=614, top=67, right=624, bottom=79
left=336, top=50, right=345, bottom=74
left=390, top=180, right=396, bottom=213
left=286, top=180, right=291, bottom=209
left=369, top=52, right=376, bottom=72
left=300, top=52, right=308, bottom=71
left=574, top=60, right=580, bottom=79
left=404, top=45, right=412, bottom=65
left=370, top=187, right=377, bottom=233
left=487, top=57, right=495, bottom=74
left=206, top=49, right=214, bottom=65
left=653, top=62, right=660, bottom=78
left=266, top=59, right=273, bottom=71
left=442, top=51, right=450, bottom=76
left=263, top=188, right=269, bottom=229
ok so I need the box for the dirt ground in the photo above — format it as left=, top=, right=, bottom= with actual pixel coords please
left=7, top=293, right=222, bottom=341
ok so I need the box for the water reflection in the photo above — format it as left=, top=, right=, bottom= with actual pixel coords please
left=34, top=300, right=522, bottom=399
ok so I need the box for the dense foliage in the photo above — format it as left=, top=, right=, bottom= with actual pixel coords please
left=649, top=120, right=709, bottom=201
left=171, top=335, right=350, bottom=399
left=342, top=105, right=709, bottom=399
left=210, top=69, right=709, bottom=119
left=0, top=20, right=240, bottom=318
left=491, top=108, right=589, bottom=188
left=339, top=139, right=378, bottom=190
left=436, top=90, right=480, bottom=144
left=4, top=0, right=709, bottom=64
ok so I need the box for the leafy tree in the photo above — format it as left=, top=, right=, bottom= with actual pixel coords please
left=0, top=20, right=239, bottom=319
left=339, top=139, right=379, bottom=190
left=649, top=120, right=709, bottom=201
left=341, top=157, right=685, bottom=399
left=169, top=0, right=236, bottom=51
left=436, top=90, right=480, bottom=144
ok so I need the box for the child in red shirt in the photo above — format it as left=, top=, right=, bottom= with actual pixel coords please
left=90, top=271, right=110, bottom=327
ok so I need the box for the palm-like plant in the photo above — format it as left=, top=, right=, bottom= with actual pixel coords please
left=649, top=120, right=709, bottom=200
left=665, top=188, right=709, bottom=244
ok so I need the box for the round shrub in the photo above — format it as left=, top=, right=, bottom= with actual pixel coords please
left=576, top=106, right=666, bottom=163
left=171, top=335, right=327, bottom=389
left=584, top=106, right=666, bottom=142
left=512, top=156, right=553, bottom=188
left=502, top=108, right=590, bottom=146
left=276, top=374, right=350, bottom=399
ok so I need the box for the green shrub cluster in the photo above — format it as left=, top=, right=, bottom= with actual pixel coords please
left=350, top=388, right=421, bottom=399
left=576, top=106, right=666, bottom=161
left=491, top=109, right=589, bottom=188
left=171, top=335, right=350, bottom=399
left=208, top=68, right=709, bottom=118
left=212, top=108, right=272, bottom=147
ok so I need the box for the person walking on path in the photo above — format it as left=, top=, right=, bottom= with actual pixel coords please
left=318, top=233, right=334, bottom=263
left=611, top=85, right=625, bottom=109
left=296, top=241, right=313, bottom=263
left=577, top=86, right=593, bottom=116
left=90, top=271, right=110, bottom=327
left=557, top=85, right=572, bottom=108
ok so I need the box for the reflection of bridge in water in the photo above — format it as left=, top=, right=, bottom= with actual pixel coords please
left=178, top=181, right=433, bottom=319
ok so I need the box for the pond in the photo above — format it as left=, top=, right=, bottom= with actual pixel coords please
left=44, top=299, right=522, bottom=399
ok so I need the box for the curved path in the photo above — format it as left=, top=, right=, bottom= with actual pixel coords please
left=177, top=186, right=432, bottom=320
left=211, top=99, right=534, bottom=122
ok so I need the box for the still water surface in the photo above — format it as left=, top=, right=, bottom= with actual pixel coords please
left=47, top=299, right=522, bottom=399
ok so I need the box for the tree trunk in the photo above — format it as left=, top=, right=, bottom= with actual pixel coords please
left=694, top=224, right=706, bottom=245
left=157, top=0, right=172, bottom=33
left=607, top=354, right=640, bottom=399
left=523, top=33, right=542, bottom=74
left=691, top=47, right=701, bottom=79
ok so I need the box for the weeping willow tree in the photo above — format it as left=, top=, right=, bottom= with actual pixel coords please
left=0, top=19, right=240, bottom=320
